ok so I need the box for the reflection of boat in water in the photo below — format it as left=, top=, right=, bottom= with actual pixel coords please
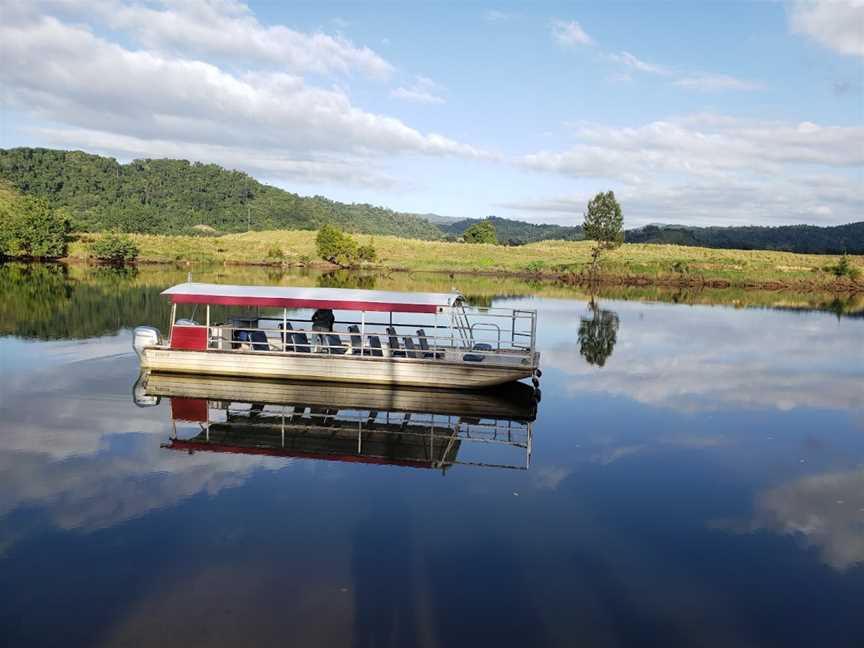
left=137, top=373, right=537, bottom=472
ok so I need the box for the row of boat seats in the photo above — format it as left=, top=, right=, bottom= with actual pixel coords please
left=232, top=323, right=474, bottom=360
left=271, top=323, right=446, bottom=359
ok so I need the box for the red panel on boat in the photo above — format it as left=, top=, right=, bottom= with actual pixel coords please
left=171, top=398, right=208, bottom=422
left=171, top=325, right=207, bottom=350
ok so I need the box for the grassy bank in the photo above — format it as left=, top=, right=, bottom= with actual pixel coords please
left=67, top=230, right=864, bottom=291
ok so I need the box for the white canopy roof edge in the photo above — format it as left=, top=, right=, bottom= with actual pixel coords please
left=161, top=283, right=463, bottom=313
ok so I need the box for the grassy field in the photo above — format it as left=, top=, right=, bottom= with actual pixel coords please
left=68, top=230, right=864, bottom=290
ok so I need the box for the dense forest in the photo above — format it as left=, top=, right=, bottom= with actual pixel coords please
left=625, top=223, right=864, bottom=254
left=0, top=148, right=441, bottom=238
left=440, top=215, right=583, bottom=245
left=1, top=148, right=860, bottom=254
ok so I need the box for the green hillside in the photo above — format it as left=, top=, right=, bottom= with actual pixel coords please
left=440, top=215, right=583, bottom=245
left=626, top=223, right=864, bottom=255
left=0, top=147, right=442, bottom=238
left=1, top=147, right=859, bottom=254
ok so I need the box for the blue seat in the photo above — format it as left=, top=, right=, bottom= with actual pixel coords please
left=403, top=336, right=420, bottom=358
left=293, top=332, right=312, bottom=353
left=232, top=329, right=270, bottom=351
left=463, top=342, right=492, bottom=362
left=416, top=328, right=444, bottom=359
left=348, top=325, right=364, bottom=355
left=325, top=333, right=348, bottom=354
left=368, top=335, right=384, bottom=357
left=278, top=322, right=295, bottom=352
left=248, top=330, right=270, bottom=351
left=386, top=327, right=406, bottom=357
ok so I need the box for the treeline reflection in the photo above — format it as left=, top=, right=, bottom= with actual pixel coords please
left=2, top=261, right=861, bottom=342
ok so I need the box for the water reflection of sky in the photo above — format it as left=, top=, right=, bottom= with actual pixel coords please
left=1, top=295, right=863, bottom=646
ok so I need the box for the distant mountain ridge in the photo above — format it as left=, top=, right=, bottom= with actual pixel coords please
left=439, top=216, right=583, bottom=245
left=0, top=147, right=859, bottom=254
left=625, top=223, right=864, bottom=254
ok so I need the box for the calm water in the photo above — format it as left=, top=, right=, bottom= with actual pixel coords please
left=1, top=264, right=863, bottom=647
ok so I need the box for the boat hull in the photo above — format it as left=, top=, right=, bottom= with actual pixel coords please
left=140, top=347, right=537, bottom=388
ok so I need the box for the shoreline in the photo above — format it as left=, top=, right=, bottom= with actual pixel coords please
left=58, top=255, right=863, bottom=294
left=54, top=230, right=864, bottom=295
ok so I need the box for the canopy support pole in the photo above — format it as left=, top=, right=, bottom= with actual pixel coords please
left=168, top=303, right=177, bottom=344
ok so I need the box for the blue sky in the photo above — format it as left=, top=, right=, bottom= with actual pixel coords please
left=1, top=0, right=862, bottom=227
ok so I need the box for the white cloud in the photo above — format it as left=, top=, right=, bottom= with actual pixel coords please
left=511, top=115, right=864, bottom=225
left=483, top=9, right=512, bottom=23
left=608, top=51, right=671, bottom=75
left=552, top=19, right=594, bottom=47
left=0, top=10, right=490, bottom=186
left=28, top=127, right=403, bottom=189
left=789, top=0, right=864, bottom=57
left=390, top=76, right=447, bottom=104
left=48, top=0, right=395, bottom=79
left=607, top=50, right=761, bottom=92
left=673, top=74, right=764, bottom=92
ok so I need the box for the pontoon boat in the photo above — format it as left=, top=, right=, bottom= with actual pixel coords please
left=133, top=283, right=541, bottom=389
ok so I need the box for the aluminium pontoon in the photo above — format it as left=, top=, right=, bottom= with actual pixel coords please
left=133, top=283, right=541, bottom=389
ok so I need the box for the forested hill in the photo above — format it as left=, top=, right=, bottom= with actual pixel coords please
left=440, top=216, right=583, bottom=245
left=625, top=223, right=864, bottom=254
left=0, top=147, right=442, bottom=238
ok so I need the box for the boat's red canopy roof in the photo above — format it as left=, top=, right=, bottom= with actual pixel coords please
left=161, top=283, right=462, bottom=313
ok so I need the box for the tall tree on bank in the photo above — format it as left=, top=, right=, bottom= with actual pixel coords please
left=463, top=220, right=498, bottom=244
left=583, top=191, right=624, bottom=276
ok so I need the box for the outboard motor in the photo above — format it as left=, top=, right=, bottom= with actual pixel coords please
left=133, top=326, right=162, bottom=360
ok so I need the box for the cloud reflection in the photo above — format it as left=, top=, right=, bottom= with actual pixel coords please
left=0, top=354, right=284, bottom=553
left=541, top=300, right=864, bottom=412
left=718, top=469, right=864, bottom=572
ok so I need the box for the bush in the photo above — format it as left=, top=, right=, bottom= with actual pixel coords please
left=463, top=220, right=498, bottom=244
left=525, top=260, right=545, bottom=273
left=89, top=232, right=140, bottom=265
left=358, top=238, right=378, bottom=263
left=315, top=224, right=369, bottom=267
left=0, top=194, right=70, bottom=258
left=671, top=261, right=690, bottom=274
left=266, top=245, right=284, bottom=260
left=825, top=254, right=861, bottom=280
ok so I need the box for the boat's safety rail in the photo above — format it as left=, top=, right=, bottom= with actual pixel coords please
left=170, top=401, right=533, bottom=471
left=170, top=306, right=538, bottom=367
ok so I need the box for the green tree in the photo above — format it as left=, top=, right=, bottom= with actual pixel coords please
left=89, top=232, right=140, bottom=265
left=0, top=191, right=70, bottom=258
left=357, top=237, right=378, bottom=262
left=463, top=220, right=497, bottom=244
left=825, top=254, right=861, bottom=280
left=583, top=191, right=624, bottom=275
left=316, top=224, right=359, bottom=266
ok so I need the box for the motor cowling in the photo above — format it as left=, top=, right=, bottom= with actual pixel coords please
left=133, top=326, right=162, bottom=359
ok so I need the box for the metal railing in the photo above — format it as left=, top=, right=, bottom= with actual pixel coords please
left=187, top=308, right=538, bottom=366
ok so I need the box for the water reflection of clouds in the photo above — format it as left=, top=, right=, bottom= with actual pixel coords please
left=0, top=353, right=284, bottom=552
left=717, top=469, right=864, bottom=572
left=531, top=299, right=864, bottom=412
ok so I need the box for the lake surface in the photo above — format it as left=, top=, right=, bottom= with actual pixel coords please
left=1, top=263, right=863, bottom=647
